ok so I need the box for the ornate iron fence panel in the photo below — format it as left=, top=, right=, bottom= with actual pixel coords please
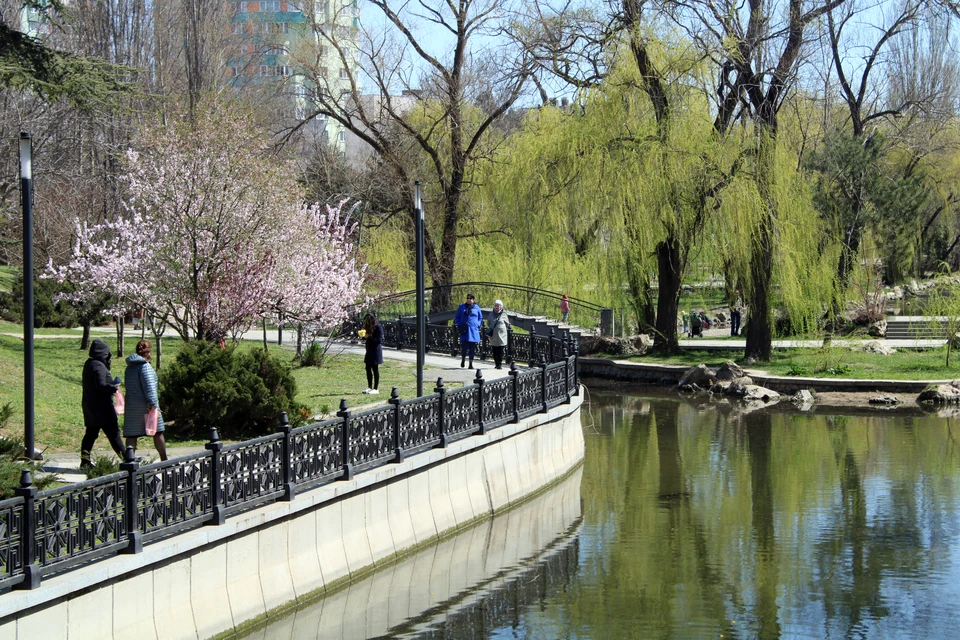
left=512, top=334, right=531, bottom=362
left=399, top=394, right=441, bottom=451
left=397, top=322, right=417, bottom=349
left=349, top=406, right=396, bottom=470
left=426, top=324, right=458, bottom=356
left=381, top=321, right=400, bottom=348
left=567, top=354, right=578, bottom=395
left=482, top=377, right=514, bottom=428
left=0, top=498, right=24, bottom=588
left=516, top=369, right=542, bottom=418
left=136, top=454, right=213, bottom=540
left=532, top=334, right=551, bottom=364
left=544, top=362, right=567, bottom=408
left=444, top=386, right=480, bottom=438
left=220, top=435, right=284, bottom=512
left=34, top=474, right=127, bottom=569
left=291, top=418, right=343, bottom=487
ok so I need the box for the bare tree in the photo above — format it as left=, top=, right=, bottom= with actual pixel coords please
left=284, top=0, right=532, bottom=311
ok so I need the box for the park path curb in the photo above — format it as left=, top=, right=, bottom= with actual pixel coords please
left=577, top=357, right=950, bottom=394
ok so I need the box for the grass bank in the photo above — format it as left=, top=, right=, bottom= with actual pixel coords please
left=0, top=331, right=442, bottom=454
left=618, top=346, right=960, bottom=381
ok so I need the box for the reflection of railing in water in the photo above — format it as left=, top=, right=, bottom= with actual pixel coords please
left=0, top=336, right=579, bottom=593
left=237, top=465, right=584, bottom=640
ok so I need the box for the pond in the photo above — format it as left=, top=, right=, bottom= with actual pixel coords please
left=238, top=384, right=960, bottom=639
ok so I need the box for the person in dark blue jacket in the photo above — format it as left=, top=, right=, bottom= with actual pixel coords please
left=362, top=313, right=383, bottom=394
left=454, top=293, right=484, bottom=369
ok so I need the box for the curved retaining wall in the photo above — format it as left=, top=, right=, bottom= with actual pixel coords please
left=0, top=392, right=584, bottom=640
left=578, top=357, right=949, bottom=394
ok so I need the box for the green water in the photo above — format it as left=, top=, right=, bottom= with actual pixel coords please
left=241, top=387, right=960, bottom=639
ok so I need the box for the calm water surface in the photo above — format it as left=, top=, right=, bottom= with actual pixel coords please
left=242, top=386, right=960, bottom=639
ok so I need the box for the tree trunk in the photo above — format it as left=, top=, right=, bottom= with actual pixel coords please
left=262, top=318, right=268, bottom=351
left=652, top=237, right=683, bottom=354
left=80, top=321, right=91, bottom=351
left=115, top=316, right=125, bottom=357
left=745, top=214, right=774, bottom=361
left=295, top=324, right=304, bottom=360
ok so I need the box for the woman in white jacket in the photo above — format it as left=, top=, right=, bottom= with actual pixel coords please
left=487, top=299, right=511, bottom=369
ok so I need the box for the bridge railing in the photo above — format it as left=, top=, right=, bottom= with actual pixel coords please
left=362, top=281, right=605, bottom=330
left=0, top=336, right=578, bottom=593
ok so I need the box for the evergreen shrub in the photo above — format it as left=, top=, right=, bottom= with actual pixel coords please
left=0, top=270, right=80, bottom=327
left=159, top=342, right=309, bottom=439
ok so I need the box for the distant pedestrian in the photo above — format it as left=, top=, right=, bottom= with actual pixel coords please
left=730, top=290, right=745, bottom=337
left=455, top=293, right=484, bottom=369
left=361, top=312, right=383, bottom=394
left=559, top=295, right=570, bottom=323
left=124, top=340, right=167, bottom=461
left=487, top=299, right=511, bottom=369
left=690, top=310, right=703, bottom=337
left=80, top=339, right=125, bottom=469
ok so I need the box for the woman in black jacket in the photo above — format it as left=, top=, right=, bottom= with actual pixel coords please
left=80, top=339, right=125, bottom=468
left=362, top=313, right=383, bottom=394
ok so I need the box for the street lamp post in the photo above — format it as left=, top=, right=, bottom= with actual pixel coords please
left=415, top=181, right=425, bottom=396
left=20, top=132, right=37, bottom=460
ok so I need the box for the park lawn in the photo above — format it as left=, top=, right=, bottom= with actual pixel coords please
left=0, top=334, right=444, bottom=454
left=0, top=266, right=13, bottom=292
left=621, top=346, right=960, bottom=380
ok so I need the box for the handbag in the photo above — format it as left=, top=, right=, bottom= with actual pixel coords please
left=145, top=407, right=158, bottom=436
left=114, top=390, right=125, bottom=416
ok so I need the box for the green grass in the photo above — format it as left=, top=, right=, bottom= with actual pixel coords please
left=0, top=266, right=13, bottom=293
left=0, top=332, right=448, bottom=454
left=620, top=346, right=959, bottom=380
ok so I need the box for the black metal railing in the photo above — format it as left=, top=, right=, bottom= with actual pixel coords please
left=0, top=336, right=578, bottom=593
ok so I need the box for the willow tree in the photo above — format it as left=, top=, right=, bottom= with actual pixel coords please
left=494, top=47, right=739, bottom=351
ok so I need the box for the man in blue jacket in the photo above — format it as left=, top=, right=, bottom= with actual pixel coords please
left=454, top=293, right=484, bottom=369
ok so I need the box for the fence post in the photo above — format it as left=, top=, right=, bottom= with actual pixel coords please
left=549, top=328, right=556, bottom=363
left=435, top=378, right=448, bottom=448
left=396, top=314, right=403, bottom=350
left=14, top=469, right=40, bottom=589
left=338, top=399, right=353, bottom=481
left=278, top=412, right=295, bottom=501
left=540, top=362, right=548, bottom=413
left=474, top=369, right=487, bottom=435
left=509, top=362, right=520, bottom=423
left=572, top=341, right=580, bottom=396
left=506, top=325, right=514, bottom=364
left=389, top=387, right=404, bottom=463
left=529, top=326, right=537, bottom=365
left=206, top=427, right=225, bottom=526
left=119, top=446, right=143, bottom=554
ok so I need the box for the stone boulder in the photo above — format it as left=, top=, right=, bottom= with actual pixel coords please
left=677, top=364, right=716, bottom=390
left=893, top=286, right=903, bottom=299
left=869, top=394, right=901, bottom=405
left=633, top=334, right=652, bottom=354
left=579, top=336, right=642, bottom=356
left=723, top=376, right=755, bottom=397
left=853, top=341, right=896, bottom=356
left=716, top=360, right=744, bottom=381
left=868, top=320, right=887, bottom=337
left=917, top=381, right=960, bottom=404
left=791, top=390, right=816, bottom=405
left=741, top=385, right=780, bottom=402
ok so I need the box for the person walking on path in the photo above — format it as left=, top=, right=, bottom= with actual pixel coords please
left=80, top=339, right=125, bottom=469
left=361, top=312, right=383, bottom=394
left=124, top=340, right=167, bottom=461
left=487, top=299, right=511, bottom=369
left=559, top=295, right=570, bottom=323
left=455, top=293, right=484, bottom=369
left=730, top=290, right=745, bottom=337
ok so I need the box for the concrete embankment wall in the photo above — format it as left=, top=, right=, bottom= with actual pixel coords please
left=0, top=394, right=584, bottom=640
left=578, top=357, right=947, bottom=394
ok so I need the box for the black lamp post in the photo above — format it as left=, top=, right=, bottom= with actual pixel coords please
left=415, top=181, right=425, bottom=396
left=20, top=132, right=37, bottom=460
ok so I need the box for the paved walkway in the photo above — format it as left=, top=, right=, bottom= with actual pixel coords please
left=36, top=337, right=511, bottom=484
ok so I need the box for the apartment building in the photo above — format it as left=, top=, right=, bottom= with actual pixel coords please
left=227, top=0, right=359, bottom=153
